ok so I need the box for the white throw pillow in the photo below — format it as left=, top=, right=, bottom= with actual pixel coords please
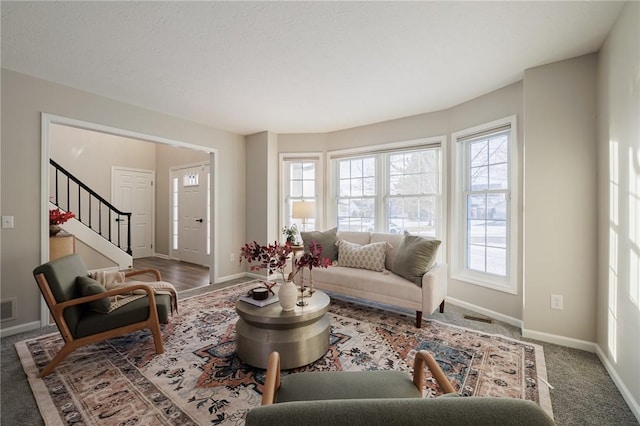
left=337, top=240, right=387, bottom=272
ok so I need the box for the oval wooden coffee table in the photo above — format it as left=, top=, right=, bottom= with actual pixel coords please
left=235, top=289, right=330, bottom=369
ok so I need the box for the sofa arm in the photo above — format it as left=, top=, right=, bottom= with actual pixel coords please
left=421, top=263, right=448, bottom=314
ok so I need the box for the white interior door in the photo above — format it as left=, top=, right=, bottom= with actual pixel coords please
left=176, top=164, right=209, bottom=266
left=112, top=167, right=154, bottom=258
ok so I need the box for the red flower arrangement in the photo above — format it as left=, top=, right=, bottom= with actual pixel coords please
left=240, top=241, right=293, bottom=282
left=49, top=208, right=75, bottom=225
left=295, top=240, right=331, bottom=271
left=239, top=239, right=330, bottom=282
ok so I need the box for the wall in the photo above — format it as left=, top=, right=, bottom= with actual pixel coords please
left=245, top=131, right=280, bottom=246
left=0, top=69, right=246, bottom=335
left=597, top=0, right=640, bottom=415
left=522, top=55, right=598, bottom=343
left=50, top=124, right=156, bottom=200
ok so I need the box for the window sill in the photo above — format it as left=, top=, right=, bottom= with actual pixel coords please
left=451, top=270, right=517, bottom=295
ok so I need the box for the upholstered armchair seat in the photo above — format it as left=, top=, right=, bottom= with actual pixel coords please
left=75, top=294, right=172, bottom=338
left=277, top=370, right=422, bottom=402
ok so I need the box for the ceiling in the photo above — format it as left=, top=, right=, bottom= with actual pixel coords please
left=1, top=1, right=625, bottom=135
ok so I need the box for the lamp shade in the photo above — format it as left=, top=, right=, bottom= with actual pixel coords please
left=292, top=201, right=315, bottom=220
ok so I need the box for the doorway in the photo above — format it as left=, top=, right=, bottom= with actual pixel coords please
left=171, top=163, right=210, bottom=266
left=112, top=167, right=155, bottom=259
left=41, top=114, right=219, bottom=327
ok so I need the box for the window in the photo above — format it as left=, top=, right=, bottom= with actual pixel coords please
left=280, top=155, right=323, bottom=233
left=452, top=116, right=517, bottom=293
left=387, top=149, right=440, bottom=237
left=172, top=177, right=178, bottom=250
left=337, top=157, right=376, bottom=232
left=330, top=138, right=443, bottom=239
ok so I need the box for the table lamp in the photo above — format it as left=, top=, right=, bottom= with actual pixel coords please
left=292, top=200, right=315, bottom=232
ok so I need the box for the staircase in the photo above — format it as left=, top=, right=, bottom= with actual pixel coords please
left=50, top=159, right=133, bottom=269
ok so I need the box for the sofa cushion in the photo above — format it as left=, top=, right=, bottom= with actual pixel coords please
left=337, top=240, right=387, bottom=272
left=371, top=232, right=404, bottom=270
left=301, top=227, right=338, bottom=261
left=392, top=233, right=441, bottom=286
left=75, top=276, right=111, bottom=313
left=336, top=231, right=371, bottom=246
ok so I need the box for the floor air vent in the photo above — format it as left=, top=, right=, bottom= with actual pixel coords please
left=463, top=315, right=493, bottom=324
left=0, top=298, right=17, bottom=322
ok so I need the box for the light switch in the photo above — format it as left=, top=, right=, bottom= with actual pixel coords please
left=1, top=216, right=15, bottom=229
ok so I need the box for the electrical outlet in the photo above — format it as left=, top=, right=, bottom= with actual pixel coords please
left=550, top=294, right=563, bottom=310
left=1, top=216, right=14, bottom=229
left=230, top=253, right=236, bottom=262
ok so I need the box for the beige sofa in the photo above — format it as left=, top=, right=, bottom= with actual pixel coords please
left=302, top=231, right=447, bottom=328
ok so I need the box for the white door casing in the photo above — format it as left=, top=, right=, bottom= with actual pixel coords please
left=112, top=167, right=154, bottom=258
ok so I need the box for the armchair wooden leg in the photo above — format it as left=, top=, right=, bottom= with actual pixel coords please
left=149, top=321, right=164, bottom=354
left=413, top=350, right=456, bottom=395
left=39, top=342, right=77, bottom=378
left=262, top=352, right=281, bottom=405
left=439, top=300, right=445, bottom=313
left=416, top=311, right=423, bottom=328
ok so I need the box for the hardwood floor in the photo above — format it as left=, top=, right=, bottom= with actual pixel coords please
left=132, top=257, right=211, bottom=292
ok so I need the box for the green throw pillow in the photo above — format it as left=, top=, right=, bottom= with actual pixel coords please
left=76, top=276, right=111, bottom=313
left=300, top=227, right=338, bottom=261
left=391, top=233, right=441, bottom=286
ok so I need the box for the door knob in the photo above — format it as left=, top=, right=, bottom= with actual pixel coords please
left=196, top=218, right=203, bottom=223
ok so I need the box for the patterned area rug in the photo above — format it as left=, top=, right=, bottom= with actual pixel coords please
left=16, top=282, right=552, bottom=425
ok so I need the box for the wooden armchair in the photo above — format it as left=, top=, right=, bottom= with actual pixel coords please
left=248, top=351, right=556, bottom=426
left=261, top=350, right=456, bottom=405
left=32, top=254, right=172, bottom=377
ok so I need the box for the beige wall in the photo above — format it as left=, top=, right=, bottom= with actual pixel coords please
left=245, top=131, right=279, bottom=248
left=597, top=0, right=640, bottom=413
left=50, top=123, right=157, bottom=200
left=0, top=69, right=246, bottom=334
left=522, top=54, right=599, bottom=342
left=277, top=133, right=328, bottom=153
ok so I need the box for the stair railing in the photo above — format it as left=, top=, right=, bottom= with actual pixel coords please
left=50, top=159, right=132, bottom=255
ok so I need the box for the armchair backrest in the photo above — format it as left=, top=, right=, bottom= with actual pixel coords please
left=33, top=254, right=90, bottom=337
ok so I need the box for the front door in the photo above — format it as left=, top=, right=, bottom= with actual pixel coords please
left=112, top=167, right=154, bottom=258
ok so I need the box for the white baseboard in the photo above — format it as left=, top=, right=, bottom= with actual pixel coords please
left=152, top=253, right=171, bottom=260
left=521, top=328, right=597, bottom=353
left=0, top=320, right=41, bottom=338
left=214, top=272, right=253, bottom=283
left=595, top=345, right=640, bottom=423
left=446, top=296, right=523, bottom=328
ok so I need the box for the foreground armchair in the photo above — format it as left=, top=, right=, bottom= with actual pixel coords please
left=33, top=254, right=173, bottom=377
left=247, top=351, right=555, bottom=426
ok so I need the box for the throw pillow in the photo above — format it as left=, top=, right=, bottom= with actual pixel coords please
left=300, top=227, right=338, bottom=261
left=337, top=239, right=387, bottom=272
left=391, top=233, right=441, bottom=286
left=76, top=276, right=111, bottom=313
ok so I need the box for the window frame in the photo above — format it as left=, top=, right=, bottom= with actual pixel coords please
left=279, top=153, right=324, bottom=235
left=327, top=136, right=446, bottom=244
left=452, top=115, right=518, bottom=294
